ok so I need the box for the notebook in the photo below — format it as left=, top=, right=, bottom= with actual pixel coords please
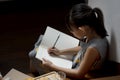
left=36, top=26, right=79, bottom=69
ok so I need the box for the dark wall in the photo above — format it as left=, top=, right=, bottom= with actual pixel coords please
left=0, top=0, right=87, bottom=75
left=0, top=0, right=88, bottom=33
left=0, top=0, right=88, bottom=13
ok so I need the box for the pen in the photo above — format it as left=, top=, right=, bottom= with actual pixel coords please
left=53, top=34, right=60, bottom=48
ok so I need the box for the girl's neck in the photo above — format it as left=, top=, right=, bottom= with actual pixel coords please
left=86, top=33, right=100, bottom=43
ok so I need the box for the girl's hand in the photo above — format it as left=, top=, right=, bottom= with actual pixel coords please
left=48, top=47, right=61, bottom=56
left=42, top=58, right=53, bottom=68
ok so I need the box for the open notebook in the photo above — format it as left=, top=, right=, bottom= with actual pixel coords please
left=36, top=26, right=79, bottom=69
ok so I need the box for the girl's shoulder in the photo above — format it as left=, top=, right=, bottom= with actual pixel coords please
left=88, top=37, right=108, bottom=48
left=88, top=38, right=108, bottom=58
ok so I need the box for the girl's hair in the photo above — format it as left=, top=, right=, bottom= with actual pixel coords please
left=65, top=3, right=108, bottom=38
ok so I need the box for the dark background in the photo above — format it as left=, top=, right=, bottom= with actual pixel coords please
left=0, top=0, right=87, bottom=76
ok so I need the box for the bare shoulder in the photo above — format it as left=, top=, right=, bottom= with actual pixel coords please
left=84, top=46, right=100, bottom=60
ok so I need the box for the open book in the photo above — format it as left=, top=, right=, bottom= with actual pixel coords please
left=35, top=26, right=79, bottom=69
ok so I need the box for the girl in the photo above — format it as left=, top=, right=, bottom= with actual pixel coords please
left=42, top=3, right=108, bottom=79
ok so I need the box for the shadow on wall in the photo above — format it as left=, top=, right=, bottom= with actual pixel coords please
left=109, top=29, right=117, bottom=61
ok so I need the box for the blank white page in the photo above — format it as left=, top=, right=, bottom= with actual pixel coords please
left=40, top=26, right=60, bottom=48
left=55, top=33, right=79, bottom=50
left=36, top=46, right=72, bottom=69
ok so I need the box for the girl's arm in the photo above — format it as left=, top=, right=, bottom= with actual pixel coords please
left=43, top=46, right=100, bottom=79
left=48, top=46, right=81, bottom=55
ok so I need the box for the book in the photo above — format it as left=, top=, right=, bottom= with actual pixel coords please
left=35, top=26, right=79, bottom=69
left=3, top=68, right=32, bottom=80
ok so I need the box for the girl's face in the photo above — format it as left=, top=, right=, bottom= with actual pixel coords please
left=69, top=26, right=86, bottom=39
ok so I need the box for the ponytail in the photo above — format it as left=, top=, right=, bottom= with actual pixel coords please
left=92, top=8, right=108, bottom=38
left=92, top=8, right=104, bottom=28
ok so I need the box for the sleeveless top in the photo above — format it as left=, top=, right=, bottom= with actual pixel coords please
left=72, top=37, right=108, bottom=70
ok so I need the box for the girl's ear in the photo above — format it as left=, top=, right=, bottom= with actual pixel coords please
left=78, top=27, right=85, bottom=32
left=78, top=27, right=82, bottom=30
left=78, top=27, right=86, bottom=35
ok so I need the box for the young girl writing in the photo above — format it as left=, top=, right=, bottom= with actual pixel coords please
left=29, top=3, right=109, bottom=79
left=42, top=3, right=108, bottom=79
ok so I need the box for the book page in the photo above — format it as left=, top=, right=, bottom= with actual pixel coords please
left=55, top=32, right=79, bottom=50
left=40, top=26, right=60, bottom=48
left=36, top=46, right=72, bottom=69
left=36, top=26, right=79, bottom=69
left=55, top=32, right=79, bottom=60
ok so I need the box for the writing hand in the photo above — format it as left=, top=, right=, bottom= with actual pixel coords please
left=47, top=47, right=60, bottom=56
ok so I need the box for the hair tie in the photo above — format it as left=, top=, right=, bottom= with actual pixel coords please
left=92, top=9, right=98, bottom=18
left=94, top=11, right=98, bottom=18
